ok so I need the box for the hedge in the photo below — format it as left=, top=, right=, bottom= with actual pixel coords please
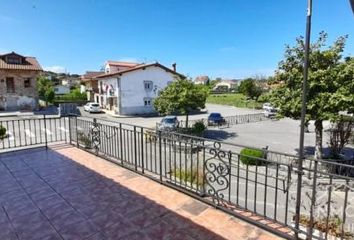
left=240, top=148, right=265, bottom=165
left=0, top=125, right=6, bottom=138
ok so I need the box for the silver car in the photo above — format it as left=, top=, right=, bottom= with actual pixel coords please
left=157, top=116, right=179, bottom=131
left=84, top=102, right=101, bottom=113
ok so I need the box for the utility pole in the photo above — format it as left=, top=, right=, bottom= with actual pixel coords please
left=294, top=0, right=312, bottom=238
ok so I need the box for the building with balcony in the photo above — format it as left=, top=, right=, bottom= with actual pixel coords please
left=96, top=62, right=183, bottom=115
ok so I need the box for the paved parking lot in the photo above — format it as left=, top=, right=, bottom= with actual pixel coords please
left=1, top=103, right=353, bottom=157
left=81, top=102, right=351, bottom=157
left=79, top=104, right=262, bottom=129
left=205, top=118, right=321, bottom=155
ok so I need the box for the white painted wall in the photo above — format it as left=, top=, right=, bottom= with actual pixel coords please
left=80, top=85, right=86, bottom=93
left=104, top=63, right=133, bottom=74
left=17, top=96, right=36, bottom=109
left=54, top=85, right=70, bottom=95
left=121, top=66, right=173, bottom=108
left=98, top=66, right=176, bottom=115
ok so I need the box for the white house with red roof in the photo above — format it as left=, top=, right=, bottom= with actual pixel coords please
left=95, top=61, right=183, bottom=115
left=104, top=60, right=140, bottom=74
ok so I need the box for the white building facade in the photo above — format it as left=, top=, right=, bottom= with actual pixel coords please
left=96, top=63, right=181, bottom=115
left=54, top=85, right=70, bottom=95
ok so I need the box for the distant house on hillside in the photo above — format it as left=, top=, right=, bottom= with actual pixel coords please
left=96, top=62, right=183, bottom=115
left=61, top=77, right=80, bottom=88
left=54, top=85, right=70, bottom=95
left=81, top=71, right=104, bottom=102
left=213, top=79, right=240, bottom=92
left=0, top=52, right=42, bottom=111
left=194, top=76, right=209, bottom=85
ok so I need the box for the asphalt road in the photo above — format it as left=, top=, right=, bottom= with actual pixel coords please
left=79, top=103, right=262, bottom=128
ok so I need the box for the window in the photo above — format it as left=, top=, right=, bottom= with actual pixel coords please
left=144, top=81, right=153, bottom=91
left=6, top=77, right=15, bottom=93
left=6, top=56, right=22, bottom=64
left=100, top=81, right=104, bottom=93
left=144, top=98, right=152, bottom=106
left=24, top=78, right=31, bottom=88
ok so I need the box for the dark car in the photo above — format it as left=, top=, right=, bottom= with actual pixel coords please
left=207, top=113, right=226, bottom=126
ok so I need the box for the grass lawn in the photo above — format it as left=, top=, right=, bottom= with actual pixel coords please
left=206, top=93, right=262, bottom=109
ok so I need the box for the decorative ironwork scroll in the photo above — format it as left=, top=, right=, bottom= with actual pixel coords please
left=91, top=119, right=101, bottom=155
left=204, top=142, right=231, bottom=206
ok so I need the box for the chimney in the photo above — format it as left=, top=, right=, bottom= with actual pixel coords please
left=172, top=63, right=176, bottom=72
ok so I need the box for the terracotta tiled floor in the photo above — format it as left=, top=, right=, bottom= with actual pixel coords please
left=0, top=145, right=282, bottom=240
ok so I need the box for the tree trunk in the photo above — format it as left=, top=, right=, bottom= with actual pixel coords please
left=314, top=120, right=323, bottom=160
left=185, top=112, right=189, bottom=128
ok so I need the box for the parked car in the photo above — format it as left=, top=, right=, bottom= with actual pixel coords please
left=84, top=102, right=101, bottom=113
left=264, top=108, right=277, bottom=118
left=262, top=103, right=273, bottom=110
left=207, top=113, right=226, bottom=126
left=158, top=116, right=179, bottom=131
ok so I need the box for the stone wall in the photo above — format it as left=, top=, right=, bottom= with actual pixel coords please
left=0, top=69, right=40, bottom=111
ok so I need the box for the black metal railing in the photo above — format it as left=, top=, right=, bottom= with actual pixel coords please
left=179, top=112, right=267, bottom=128
left=1, top=115, right=353, bottom=240
left=0, top=115, right=69, bottom=150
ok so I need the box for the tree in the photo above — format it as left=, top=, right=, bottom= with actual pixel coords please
left=69, top=88, right=86, bottom=99
left=153, top=78, right=209, bottom=127
left=327, top=116, right=354, bottom=159
left=269, top=32, right=354, bottom=159
left=239, top=78, right=262, bottom=99
left=208, top=78, right=221, bottom=90
left=37, top=76, right=55, bottom=107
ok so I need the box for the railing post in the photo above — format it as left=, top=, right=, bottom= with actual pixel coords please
left=158, top=130, right=162, bottom=182
left=75, top=116, right=79, bottom=148
left=202, top=140, right=206, bottom=195
left=43, top=115, right=48, bottom=149
left=294, top=158, right=304, bottom=239
left=141, top=127, right=144, bottom=174
left=134, top=126, right=138, bottom=171
left=119, top=123, right=123, bottom=165
left=68, top=116, right=72, bottom=145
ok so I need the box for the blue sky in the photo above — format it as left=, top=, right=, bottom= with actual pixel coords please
left=0, top=0, right=353, bottom=78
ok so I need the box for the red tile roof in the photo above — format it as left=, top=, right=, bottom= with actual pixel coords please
left=106, top=60, right=140, bottom=67
left=96, top=62, right=184, bottom=79
left=81, top=71, right=105, bottom=81
left=0, top=52, right=42, bottom=71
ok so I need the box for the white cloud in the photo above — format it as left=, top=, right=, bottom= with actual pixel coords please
left=44, top=66, right=66, bottom=73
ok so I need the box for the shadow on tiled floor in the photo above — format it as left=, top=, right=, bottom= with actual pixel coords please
left=0, top=146, right=225, bottom=240
left=0, top=145, right=280, bottom=240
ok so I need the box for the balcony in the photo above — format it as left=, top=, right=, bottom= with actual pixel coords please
left=0, top=115, right=353, bottom=240
left=0, top=145, right=279, bottom=240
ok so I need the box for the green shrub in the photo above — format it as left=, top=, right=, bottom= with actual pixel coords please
left=171, top=167, right=204, bottom=187
left=77, top=131, right=92, bottom=148
left=240, top=148, right=265, bottom=165
left=191, top=120, right=206, bottom=136
left=0, top=125, right=6, bottom=138
left=299, top=215, right=353, bottom=239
